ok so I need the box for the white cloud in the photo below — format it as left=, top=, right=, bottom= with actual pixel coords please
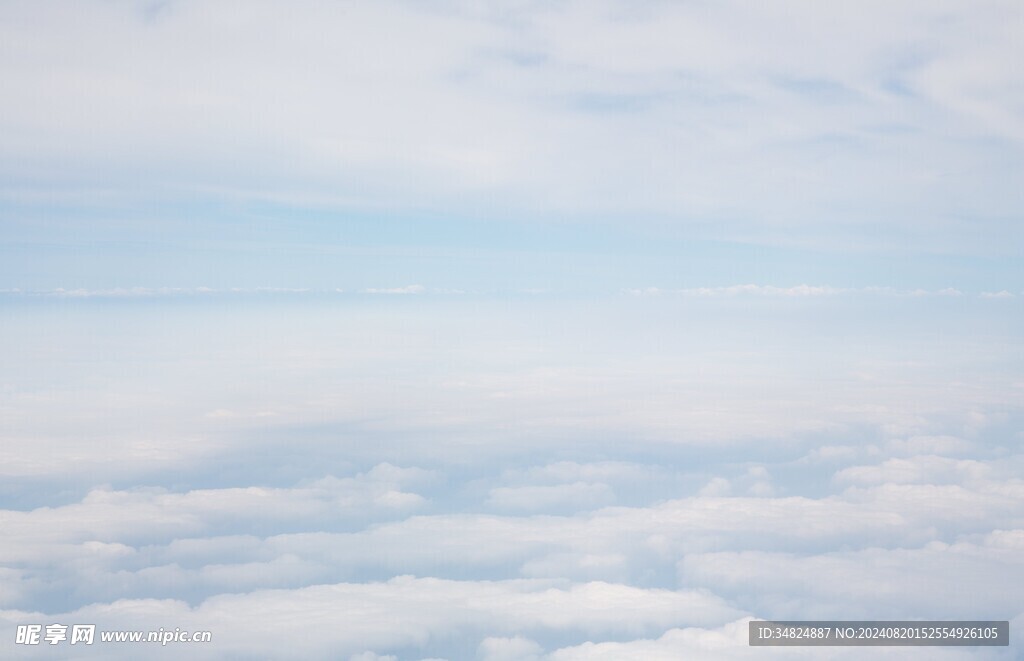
left=0, top=465, right=428, bottom=564
left=625, top=284, right=847, bottom=297
left=0, top=3, right=1022, bottom=657
left=350, top=653, right=397, bottom=661
left=15, top=461, right=1019, bottom=614
left=679, top=531, right=1024, bottom=619
left=110, top=476, right=1018, bottom=594
left=519, top=552, right=631, bottom=583
left=548, top=619, right=759, bottom=661
left=486, top=482, right=615, bottom=512
left=3, top=292, right=1019, bottom=491
left=624, top=285, right=1015, bottom=299
left=0, top=578, right=743, bottom=660
left=834, top=455, right=994, bottom=486
left=1, top=1, right=1021, bottom=251
left=362, top=285, right=427, bottom=295
left=3, top=286, right=318, bottom=298
left=546, top=617, right=1009, bottom=660
left=697, top=478, right=731, bottom=497
left=683, top=285, right=846, bottom=297
left=885, top=435, right=977, bottom=457
left=478, top=636, right=543, bottom=661
left=514, top=461, right=656, bottom=484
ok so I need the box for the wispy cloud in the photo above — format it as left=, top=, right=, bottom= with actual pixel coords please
left=622, top=285, right=988, bottom=298
left=361, top=285, right=426, bottom=295
left=1, top=0, right=1022, bottom=266
left=0, top=284, right=1008, bottom=299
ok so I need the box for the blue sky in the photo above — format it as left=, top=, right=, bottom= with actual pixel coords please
left=1, top=1, right=1023, bottom=660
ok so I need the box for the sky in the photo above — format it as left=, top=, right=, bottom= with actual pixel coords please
left=1, top=1, right=1023, bottom=659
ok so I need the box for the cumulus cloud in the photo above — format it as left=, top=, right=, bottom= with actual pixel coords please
left=545, top=617, right=1011, bottom=660
left=548, top=619, right=760, bottom=661
left=1, top=464, right=426, bottom=541
left=512, top=461, right=657, bottom=484
left=349, top=653, right=397, bottom=661
left=478, top=636, right=543, bottom=661
left=2, top=288, right=1020, bottom=658
left=485, top=482, right=615, bottom=512
left=12, top=448, right=1019, bottom=620
left=0, top=578, right=743, bottom=660
left=51, top=468, right=1011, bottom=598
left=679, top=531, right=1024, bottom=619
left=0, top=464, right=431, bottom=600
left=833, top=455, right=994, bottom=486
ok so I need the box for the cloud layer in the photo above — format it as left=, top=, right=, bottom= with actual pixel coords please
left=2, top=291, right=1023, bottom=658
left=2, top=1, right=1022, bottom=659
